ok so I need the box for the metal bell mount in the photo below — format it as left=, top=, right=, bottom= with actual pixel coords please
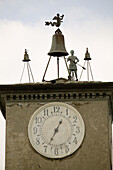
left=42, top=14, right=69, bottom=82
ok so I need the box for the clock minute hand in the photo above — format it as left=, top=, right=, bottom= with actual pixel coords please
left=48, top=119, right=63, bottom=144
left=55, top=119, right=63, bottom=133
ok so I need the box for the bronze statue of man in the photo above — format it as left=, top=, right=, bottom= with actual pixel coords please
left=67, top=50, right=79, bottom=81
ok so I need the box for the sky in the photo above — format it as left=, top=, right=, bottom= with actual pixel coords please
left=0, top=0, right=113, bottom=169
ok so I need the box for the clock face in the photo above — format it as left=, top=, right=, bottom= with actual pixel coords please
left=28, top=102, right=85, bottom=159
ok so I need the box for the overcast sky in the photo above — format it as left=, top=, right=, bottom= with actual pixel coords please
left=0, top=0, right=113, bottom=169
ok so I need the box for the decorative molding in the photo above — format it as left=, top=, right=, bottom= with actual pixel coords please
left=2, top=92, right=109, bottom=102
left=0, top=82, right=113, bottom=119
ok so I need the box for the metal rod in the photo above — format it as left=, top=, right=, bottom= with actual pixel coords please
left=77, top=63, right=86, bottom=70
left=42, top=56, right=52, bottom=81
left=64, top=56, right=70, bottom=75
left=79, top=60, right=94, bottom=81
left=57, top=57, right=59, bottom=79
left=28, top=63, right=35, bottom=83
left=27, top=62, right=31, bottom=83
left=88, top=62, right=94, bottom=81
left=87, top=61, right=89, bottom=81
left=20, top=63, right=25, bottom=82
left=79, top=61, right=86, bottom=81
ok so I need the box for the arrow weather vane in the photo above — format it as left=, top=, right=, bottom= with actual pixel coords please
left=45, top=13, right=64, bottom=27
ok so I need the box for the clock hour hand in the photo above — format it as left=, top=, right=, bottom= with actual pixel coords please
left=48, top=119, right=63, bottom=144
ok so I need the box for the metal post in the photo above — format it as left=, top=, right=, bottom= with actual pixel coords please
left=64, top=56, right=70, bottom=75
left=42, top=56, right=52, bottom=81
left=28, top=63, right=35, bottom=83
left=20, top=63, right=25, bottom=82
left=57, top=57, right=59, bottom=79
left=27, top=62, right=31, bottom=83
left=89, top=62, right=94, bottom=81
left=79, top=61, right=86, bottom=81
left=87, top=61, right=89, bottom=81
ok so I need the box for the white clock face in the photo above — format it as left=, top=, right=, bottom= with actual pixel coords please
left=28, top=102, right=85, bottom=159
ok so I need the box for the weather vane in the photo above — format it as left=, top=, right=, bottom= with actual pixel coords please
left=45, top=13, right=64, bottom=27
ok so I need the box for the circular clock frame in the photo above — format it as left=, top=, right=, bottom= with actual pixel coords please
left=28, top=102, right=85, bottom=159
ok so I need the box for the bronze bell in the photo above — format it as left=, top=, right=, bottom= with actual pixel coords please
left=23, top=49, right=31, bottom=62
left=84, top=48, right=91, bottom=60
left=48, top=29, right=69, bottom=57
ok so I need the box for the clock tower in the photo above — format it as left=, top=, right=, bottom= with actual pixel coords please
left=0, top=14, right=112, bottom=170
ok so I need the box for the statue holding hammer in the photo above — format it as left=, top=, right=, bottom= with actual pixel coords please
left=67, top=50, right=79, bottom=81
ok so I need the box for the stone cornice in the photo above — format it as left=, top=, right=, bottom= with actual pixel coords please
left=0, top=81, right=113, bottom=93
left=0, top=81, right=113, bottom=119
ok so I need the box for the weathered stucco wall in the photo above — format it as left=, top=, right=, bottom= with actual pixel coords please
left=5, top=100, right=111, bottom=170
